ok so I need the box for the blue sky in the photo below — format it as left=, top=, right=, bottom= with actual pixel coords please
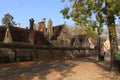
left=0, top=0, right=74, bottom=28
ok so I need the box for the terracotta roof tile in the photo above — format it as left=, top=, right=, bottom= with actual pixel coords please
left=9, top=26, right=30, bottom=42
left=34, top=31, right=52, bottom=46
left=0, top=26, right=7, bottom=42
left=0, top=26, right=52, bottom=46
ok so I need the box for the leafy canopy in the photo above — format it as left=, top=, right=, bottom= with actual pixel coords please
left=60, top=0, right=120, bottom=25
left=2, top=13, right=16, bottom=26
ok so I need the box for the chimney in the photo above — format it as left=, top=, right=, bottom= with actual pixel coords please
left=47, top=18, right=53, bottom=40
left=38, top=18, right=46, bottom=32
left=26, top=27, right=28, bottom=29
left=18, top=23, right=20, bottom=27
left=41, top=18, right=46, bottom=22
left=29, top=18, right=34, bottom=30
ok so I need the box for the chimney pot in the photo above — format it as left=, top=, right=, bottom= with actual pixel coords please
left=29, top=18, right=34, bottom=30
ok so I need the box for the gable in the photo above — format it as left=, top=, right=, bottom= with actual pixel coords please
left=51, top=24, right=64, bottom=40
left=71, top=35, right=90, bottom=47
left=3, top=27, right=13, bottom=43
left=0, top=26, right=53, bottom=46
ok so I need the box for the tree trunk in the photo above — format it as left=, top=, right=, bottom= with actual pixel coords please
left=107, top=14, right=118, bottom=71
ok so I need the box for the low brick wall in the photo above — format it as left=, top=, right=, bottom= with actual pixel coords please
left=0, top=48, right=14, bottom=63
left=0, top=48, right=98, bottom=62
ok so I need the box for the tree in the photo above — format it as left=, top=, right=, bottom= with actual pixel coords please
left=60, top=0, right=120, bottom=71
left=86, top=20, right=103, bottom=39
left=2, top=13, right=16, bottom=26
left=116, top=25, right=120, bottom=45
left=66, top=22, right=98, bottom=39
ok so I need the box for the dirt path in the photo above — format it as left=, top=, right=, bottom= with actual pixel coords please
left=0, top=56, right=119, bottom=80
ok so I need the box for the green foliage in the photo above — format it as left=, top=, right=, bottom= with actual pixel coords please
left=60, top=0, right=120, bottom=25
left=86, top=20, right=103, bottom=39
left=61, top=0, right=119, bottom=66
left=79, top=26, right=87, bottom=35
left=2, top=13, right=16, bottom=26
left=60, top=7, right=70, bottom=19
left=60, top=0, right=118, bottom=44
left=61, top=0, right=96, bottom=24
left=86, top=26, right=98, bottom=39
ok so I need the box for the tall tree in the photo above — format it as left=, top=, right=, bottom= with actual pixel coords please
left=60, top=0, right=120, bottom=70
left=2, top=13, right=16, bottom=26
left=86, top=20, right=103, bottom=39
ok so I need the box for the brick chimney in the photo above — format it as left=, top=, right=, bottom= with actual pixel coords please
left=29, top=18, right=35, bottom=45
left=38, top=18, right=46, bottom=31
left=29, top=18, right=34, bottom=30
left=38, top=18, right=46, bottom=36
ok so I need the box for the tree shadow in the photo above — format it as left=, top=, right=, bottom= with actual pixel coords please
left=0, top=59, right=78, bottom=80
left=0, top=56, right=112, bottom=80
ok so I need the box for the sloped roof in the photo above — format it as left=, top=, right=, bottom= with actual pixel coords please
left=9, top=26, right=30, bottom=42
left=51, top=24, right=64, bottom=40
left=0, top=26, right=7, bottom=42
left=0, top=26, right=52, bottom=46
left=34, top=31, right=53, bottom=46
left=71, top=34, right=88, bottom=46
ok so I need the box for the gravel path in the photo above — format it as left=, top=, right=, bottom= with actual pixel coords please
left=0, top=56, right=119, bottom=80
